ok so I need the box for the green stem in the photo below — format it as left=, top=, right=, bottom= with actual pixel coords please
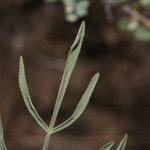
left=42, top=134, right=51, bottom=150
left=42, top=21, right=85, bottom=150
left=42, top=74, right=68, bottom=150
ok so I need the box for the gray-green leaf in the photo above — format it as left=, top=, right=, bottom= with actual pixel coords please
left=99, top=141, right=114, bottom=150
left=0, top=116, right=7, bottom=150
left=49, top=21, right=85, bottom=129
left=117, top=134, right=128, bottom=150
left=52, top=73, right=100, bottom=134
left=42, top=21, right=86, bottom=150
left=18, top=57, right=51, bottom=134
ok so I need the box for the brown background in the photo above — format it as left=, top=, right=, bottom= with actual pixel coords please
left=0, top=0, right=150, bottom=149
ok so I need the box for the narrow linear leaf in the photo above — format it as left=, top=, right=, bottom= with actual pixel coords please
left=42, top=21, right=86, bottom=150
left=99, top=141, right=114, bottom=150
left=52, top=73, right=100, bottom=134
left=0, top=116, right=7, bottom=150
left=49, top=21, right=85, bottom=129
left=18, top=57, right=51, bottom=134
left=117, top=134, right=128, bottom=150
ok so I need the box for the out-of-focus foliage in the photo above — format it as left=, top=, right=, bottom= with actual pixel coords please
left=45, top=0, right=90, bottom=22
left=139, top=0, right=150, bottom=7
left=117, top=0, right=150, bottom=41
left=45, top=0, right=150, bottom=41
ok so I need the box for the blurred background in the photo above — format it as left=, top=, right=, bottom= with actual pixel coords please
left=0, top=0, right=150, bottom=149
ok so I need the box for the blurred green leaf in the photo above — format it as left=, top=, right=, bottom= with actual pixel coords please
left=118, top=18, right=139, bottom=31
left=139, top=0, right=150, bottom=6
left=118, top=17, right=130, bottom=31
left=75, top=0, right=90, bottom=17
left=134, top=26, right=150, bottom=41
left=127, top=20, right=139, bottom=31
left=64, top=0, right=77, bottom=22
left=45, top=0, right=90, bottom=22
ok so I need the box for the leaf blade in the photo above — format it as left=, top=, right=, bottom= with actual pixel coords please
left=117, top=134, right=128, bottom=150
left=42, top=21, right=86, bottom=150
left=18, top=57, right=51, bottom=134
left=52, top=73, right=100, bottom=133
left=99, top=141, right=114, bottom=150
left=0, top=116, right=7, bottom=150
left=49, top=21, right=85, bottom=129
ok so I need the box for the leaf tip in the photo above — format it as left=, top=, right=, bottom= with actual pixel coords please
left=93, top=72, right=100, bottom=82
left=19, top=55, right=23, bottom=62
left=19, top=56, right=24, bottom=68
left=117, top=133, right=128, bottom=150
left=81, top=21, right=85, bottom=29
left=99, top=141, right=114, bottom=150
left=123, top=133, right=128, bottom=141
left=18, top=55, right=26, bottom=90
left=80, top=21, right=86, bottom=37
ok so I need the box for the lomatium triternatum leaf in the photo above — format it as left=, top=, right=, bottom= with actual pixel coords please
left=49, top=21, right=86, bottom=129
left=52, top=73, right=100, bottom=134
left=117, top=134, right=128, bottom=150
left=99, top=141, right=114, bottom=150
left=42, top=21, right=86, bottom=150
left=19, top=57, right=51, bottom=134
left=0, top=116, right=7, bottom=150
